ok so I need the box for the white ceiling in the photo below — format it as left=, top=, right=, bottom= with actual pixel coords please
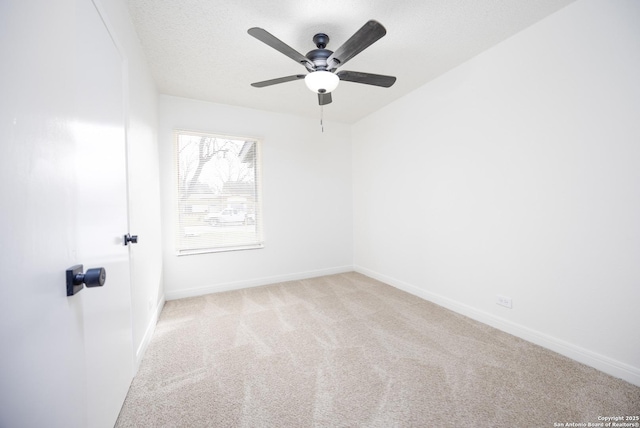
left=127, top=0, right=576, bottom=124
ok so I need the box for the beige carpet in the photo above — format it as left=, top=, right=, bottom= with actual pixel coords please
left=116, top=272, right=640, bottom=427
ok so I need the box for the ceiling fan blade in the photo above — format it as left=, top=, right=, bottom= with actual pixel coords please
left=248, top=27, right=314, bottom=69
left=251, top=74, right=306, bottom=88
left=336, top=70, right=396, bottom=87
left=327, top=20, right=387, bottom=70
left=318, top=92, right=332, bottom=105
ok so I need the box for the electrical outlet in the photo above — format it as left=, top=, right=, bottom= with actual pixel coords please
left=496, top=294, right=512, bottom=309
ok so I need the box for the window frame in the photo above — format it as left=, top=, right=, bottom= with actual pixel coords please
left=173, top=129, right=264, bottom=256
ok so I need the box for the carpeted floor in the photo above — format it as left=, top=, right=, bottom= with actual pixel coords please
left=116, top=272, right=640, bottom=427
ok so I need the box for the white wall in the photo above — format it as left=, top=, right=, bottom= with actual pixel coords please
left=159, top=96, right=353, bottom=299
left=99, top=0, right=164, bottom=366
left=352, top=0, right=640, bottom=386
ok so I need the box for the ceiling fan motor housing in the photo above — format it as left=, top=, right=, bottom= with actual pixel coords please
left=305, top=49, right=332, bottom=70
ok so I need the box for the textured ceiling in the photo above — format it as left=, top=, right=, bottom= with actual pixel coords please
left=127, top=0, right=576, bottom=124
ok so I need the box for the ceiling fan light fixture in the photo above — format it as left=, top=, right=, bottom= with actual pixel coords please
left=304, top=71, right=339, bottom=94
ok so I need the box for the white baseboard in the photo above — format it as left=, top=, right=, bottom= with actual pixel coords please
left=354, top=265, right=640, bottom=388
left=134, top=294, right=165, bottom=372
left=164, top=265, right=354, bottom=301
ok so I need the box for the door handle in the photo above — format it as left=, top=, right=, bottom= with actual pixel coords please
left=123, top=233, right=138, bottom=245
left=66, top=265, right=106, bottom=296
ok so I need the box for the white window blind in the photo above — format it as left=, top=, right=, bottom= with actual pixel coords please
left=175, top=130, right=263, bottom=255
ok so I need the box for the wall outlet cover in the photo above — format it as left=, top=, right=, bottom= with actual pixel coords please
left=496, top=294, right=513, bottom=309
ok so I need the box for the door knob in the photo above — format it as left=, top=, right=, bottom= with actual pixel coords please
left=124, top=233, right=138, bottom=245
left=66, top=265, right=106, bottom=296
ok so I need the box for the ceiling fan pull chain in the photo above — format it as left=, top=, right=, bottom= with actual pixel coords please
left=320, top=105, right=324, bottom=132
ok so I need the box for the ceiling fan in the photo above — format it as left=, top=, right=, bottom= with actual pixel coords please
left=248, top=20, right=396, bottom=106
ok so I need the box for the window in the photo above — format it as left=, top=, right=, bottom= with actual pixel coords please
left=175, top=130, right=263, bottom=255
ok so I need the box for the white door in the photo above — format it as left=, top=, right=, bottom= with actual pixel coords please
left=75, top=1, right=135, bottom=426
left=0, top=1, right=133, bottom=427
